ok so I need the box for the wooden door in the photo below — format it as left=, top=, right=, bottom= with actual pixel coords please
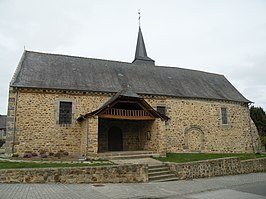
left=108, top=126, right=123, bottom=151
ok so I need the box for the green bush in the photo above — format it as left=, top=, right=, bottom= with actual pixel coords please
left=260, top=136, right=266, bottom=148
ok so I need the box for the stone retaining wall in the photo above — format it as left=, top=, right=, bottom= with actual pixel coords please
left=166, top=157, right=266, bottom=180
left=241, top=158, right=266, bottom=174
left=0, top=164, right=148, bottom=183
left=1, top=158, right=265, bottom=183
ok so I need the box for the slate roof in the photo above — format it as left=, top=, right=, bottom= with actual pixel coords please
left=0, top=115, right=7, bottom=129
left=11, top=50, right=250, bottom=103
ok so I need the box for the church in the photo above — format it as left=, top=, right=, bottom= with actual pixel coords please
left=4, top=26, right=261, bottom=157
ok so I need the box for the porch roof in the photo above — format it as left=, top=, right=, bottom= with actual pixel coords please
left=77, top=89, right=169, bottom=121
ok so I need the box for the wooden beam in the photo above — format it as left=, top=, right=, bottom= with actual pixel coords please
left=99, top=114, right=155, bottom=120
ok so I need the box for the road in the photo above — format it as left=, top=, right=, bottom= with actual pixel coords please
left=0, top=173, right=265, bottom=199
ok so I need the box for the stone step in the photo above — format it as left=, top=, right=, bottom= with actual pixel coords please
left=148, top=168, right=169, bottom=173
left=98, top=151, right=160, bottom=160
left=148, top=170, right=172, bottom=177
left=148, top=164, right=168, bottom=169
left=99, top=151, right=156, bottom=157
left=148, top=164, right=179, bottom=182
left=149, top=176, right=180, bottom=182
left=103, top=153, right=159, bottom=160
left=148, top=166, right=169, bottom=171
left=148, top=173, right=177, bottom=181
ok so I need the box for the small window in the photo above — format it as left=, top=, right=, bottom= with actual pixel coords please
left=157, top=106, right=166, bottom=115
left=59, top=102, right=72, bottom=124
left=221, top=107, right=228, bottom=125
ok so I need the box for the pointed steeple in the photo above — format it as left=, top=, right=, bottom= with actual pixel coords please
left=132, top=24, right=155, bottom=65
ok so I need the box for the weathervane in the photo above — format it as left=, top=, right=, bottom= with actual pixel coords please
left=138, top=9, right=141, bottom=27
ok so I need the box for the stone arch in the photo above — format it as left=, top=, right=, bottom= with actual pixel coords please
left=184, top=125, right=205, bottom=152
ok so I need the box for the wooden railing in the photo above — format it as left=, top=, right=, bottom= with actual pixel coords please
left=105, top=108, right=149, bottom=117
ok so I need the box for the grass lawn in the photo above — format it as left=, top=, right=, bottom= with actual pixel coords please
left=0, top=161, right=112, bottom=169
left=153, top=153, right=266, bottom=163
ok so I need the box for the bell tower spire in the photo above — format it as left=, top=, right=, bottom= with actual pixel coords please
left=132, top=11, right=155, bottom=65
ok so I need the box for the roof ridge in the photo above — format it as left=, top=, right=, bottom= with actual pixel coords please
left=24, top=50, right=133, bottom=65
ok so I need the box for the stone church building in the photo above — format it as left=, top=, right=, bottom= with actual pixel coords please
left=5, top=27, right=261, bottom=157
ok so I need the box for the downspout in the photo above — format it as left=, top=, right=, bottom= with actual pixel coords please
left=12, top=88, right=18, bottom=154
left=85, top=117, right=89, bottom=157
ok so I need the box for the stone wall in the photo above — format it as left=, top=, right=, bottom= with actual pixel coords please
left=5, top=88, right=260, bottom=156
left=145, top=97, right=256, bottom=153
left=241, top=158, right=266, bottom=174
left=86, top=117, right=99, bottom=156
left=0, top=164, right=148, bottom=183
left=5, top=89, right=109, bottom=156
left=250, top=119, right=262, bottom=152
left=0, top=158, right=264, bottom=183
left=166, top=157, right=266, bottom=180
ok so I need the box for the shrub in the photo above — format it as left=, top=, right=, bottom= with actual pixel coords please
left=54, top=152, right=61, bottom=158
left=40, top=154, right=48, bottom=158
left=31, top=152, right=38, bottom=157
left=260, top=136, right=266, bottom=148
left=49, top=152, right=54, bottom=156
left=23, top=153, right=32, bottom=158
left=54, top=150, right=69, bottom=158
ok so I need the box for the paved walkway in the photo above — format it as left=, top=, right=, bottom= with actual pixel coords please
left=0, top=173, right=265, bottom=199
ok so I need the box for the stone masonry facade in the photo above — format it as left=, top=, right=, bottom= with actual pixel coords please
left=4, top=87, right=261, bottom=156
left=145, top=97, right=260, bottom=153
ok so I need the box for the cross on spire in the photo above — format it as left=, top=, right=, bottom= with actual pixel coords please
left=138, top=10, right=141, bottom=27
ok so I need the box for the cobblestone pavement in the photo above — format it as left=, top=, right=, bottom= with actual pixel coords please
left=0, top=173, right=266, bottom=199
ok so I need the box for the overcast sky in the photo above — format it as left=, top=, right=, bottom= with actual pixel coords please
left=0, top=0, right=266, bottom=115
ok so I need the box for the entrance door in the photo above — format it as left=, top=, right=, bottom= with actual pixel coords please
left=108, top=126, right=123, bottom=151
